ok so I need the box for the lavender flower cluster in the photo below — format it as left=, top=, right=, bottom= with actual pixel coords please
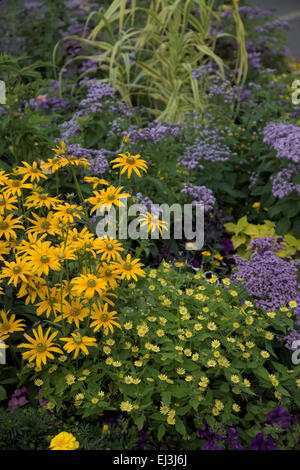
left=29, top=95, right=68, bottom=111
left=123, top=121, right=182, bottom=144
left=67, top=144, right=110, bottom=175
left=181, top=183, right=216, bottom=212
left=232, top=237, right=300, bottom=325
left=179, top=123, right=236, bottom=169
left=263, top=122, right=300, bottom=164
left=272, top=164, right=300, bottom=199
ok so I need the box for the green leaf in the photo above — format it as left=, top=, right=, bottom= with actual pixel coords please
left=0, top=385, right=7, bottom=401
left=157, top=424, right=166, bottom=440
left=175, top=417, right=186, bottom=435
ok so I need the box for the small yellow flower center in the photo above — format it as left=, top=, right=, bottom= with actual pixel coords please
left=39, top=194, right=47, bottom=200
left=70, top=307, right=81, bottom=317
left=105, top=270, right=112, bottom=276
left=126, top=156, right=135, bottom=164
left=0, top=199, right=5, bottom=206
left=100, top=314, right=108, bottom=321
left=107, top=194, right=115, bottom=201
left=58, top=253, right=65, bottom=259
left=73, top=335, right=82, bottom=344
left=124, top=262, right=132, bottom=270
left=36, top=342, right=47, bottom=353
left=0, top=221, right=9, bottom=230
left=0, top=322, right=11, bottom=332
left=66, top=208, right=74, bottom=214
left=12, top=180, right=21, bottom=187
left=73, top=235, right=79, bottom=241
left=40, top=255, right=49, bottom=263
left=13, top=266, right=21, bottom=274
left=106, top=243, right=113, bottom=250
left=41, top=221, right=50, bottom=230
left=87, top=279, right=96, bottom=287
left=85, top=242, right=92, bottom=248
left=58, top=223, right=64, bottom=229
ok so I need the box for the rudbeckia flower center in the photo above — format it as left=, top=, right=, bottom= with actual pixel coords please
left=106, top=243, right=113, bottom=250
left=12, top=180, right=21, bottom=187
left=0, top=322, right=11, bottom=332
left=87, top=279, right=96, bottom=287
left=105, top=270, right=112, bottom=276
left=36, top=342, right=47, bottom=352
left=85, top=242, right=92, bottom=248
left=58, top=253, right=65, bottom=259
left=13, top=266, right=21, bottom=274
left=66, top=208, right=74, bottom=214
left=70, top=307, right=80, bottom=317
left=73, top=335, right=82, bottom=344
left=39, top=194, right=47, bottom=200
left=126, top=156, right=135, bottom=164
left=107, top=194, right=115, bottom=201
left=100, top=314, right=108, bottom=321
left=41, top=221, right=50, bottom=229
left=0, top=199, right=5, bottom=205
left=41, top=255, right=49, bottom=263
left=0, top=221, right=9, bottom=230
left=124, top=262, right=132, bottom=270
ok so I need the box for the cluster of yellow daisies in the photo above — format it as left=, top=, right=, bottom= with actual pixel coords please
left=0, top=142, right=151, bottom=367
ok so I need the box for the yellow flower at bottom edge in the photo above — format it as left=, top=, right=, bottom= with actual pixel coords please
left=49, top=432, right=79, bottom=450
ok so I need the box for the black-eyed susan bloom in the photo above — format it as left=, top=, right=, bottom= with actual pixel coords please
left=24, top=191, right=61, bottom=210
left=71, top=273, right=107, bottom=299
left=55, top=299, right=89, bottom=328
left=111, top=152, right=148, bottom=178
left=90, top=303, right=121, bottom=335
left=138, top=212, right=168, bottom=236
left=25, top=240, right=61, bottom=276
left=87, top=186, right=131, bottom=214
left=3, top=178, right=33, bottom=197
left=15, top=161, right=48, bottom=183
left=83, top=176, right=109, bottom=189
left=112, top=254, right=145, bottom=282
left=0, top=256, right=31, bottom=286
left=60, top=332, right=97, bottom=358
left=0, top=215, right=24, bottom=240
left=53, top=203, right=83, bottom=224
left=27, top=212, right=57, bottom=236
left=0, top=310, right=26, bottom=335
left=18, top=326, right=63, bottom=366
left=97, top=263, right=120, bottom=289
left=95, top=236, right=124, bottom=261
left=0, top=193, right=18, bottom=214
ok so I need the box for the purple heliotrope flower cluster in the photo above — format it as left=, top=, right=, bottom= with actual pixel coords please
left=272, top=163, right=300, bottom=199
left=179, top=123, right=235, bottom=169
left=123, top=121, right=182, bottom=144
left=181, top=183, right=216, bottom=212
left=263, top=122, right=300, bottom=164
left=67, top=144, right=111, bottom=175
left=232, top=237, right=300, bottom=324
